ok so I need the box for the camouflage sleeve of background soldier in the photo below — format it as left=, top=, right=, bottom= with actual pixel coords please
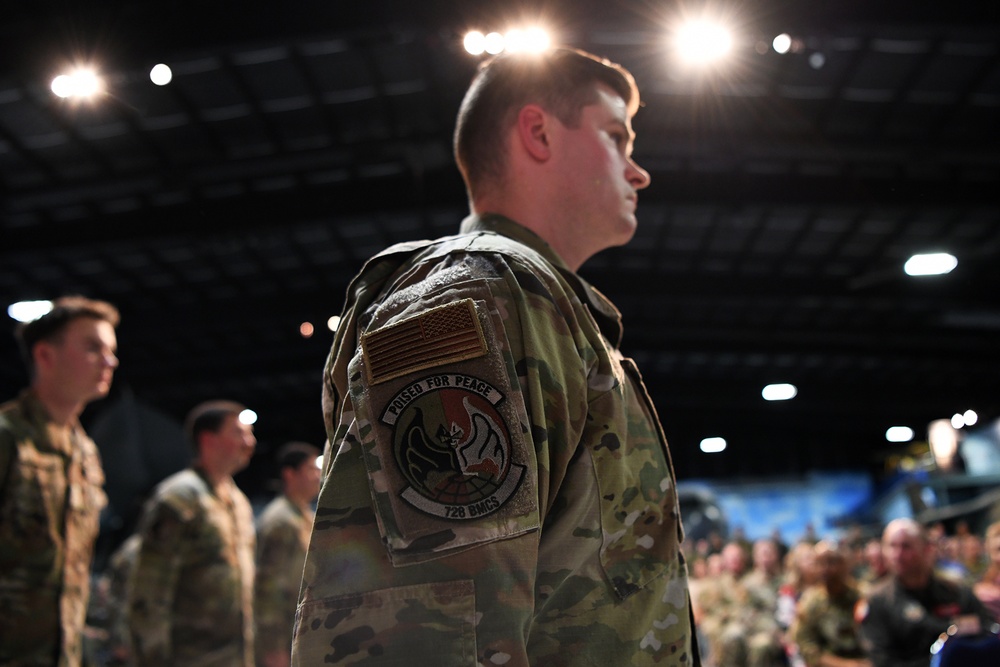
left=789, top=589, right=825, bottom=667
left=255, top=512, right=301, bottom=656
left=128, top=499, right=188, bottom=665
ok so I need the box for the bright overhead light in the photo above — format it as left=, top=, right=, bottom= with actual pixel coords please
left=299, top=322, right=314, bottom=338
left=238, top=409, right=258, bottom=425
left=963, top=409, right=978, bottom=426
left=885, top=426, right=914, bottom=443
left=772, top=33, right=792, bottom=54
left=484, top=32, right=505, bottom=55
left=327, top=315, right=341, bottom=332
left=903, top=252, right=957, bottom=276
left=700, top=437, right=727, bottom=453
left=504, top=27, right=550, bottom=53
left=463, top=31, right=487, bottom=55
left=8, top=300, right=54, bottom=322
left=762, top=383, right=797, bottom=401
left=150, top=63, right=173, bottom=86
left=675, top=20, right=733, bottom=65
left=51, top=68, right=103, bottom=99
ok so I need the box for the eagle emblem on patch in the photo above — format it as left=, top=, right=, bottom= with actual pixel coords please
left=380, top=373, right=526, bottom=520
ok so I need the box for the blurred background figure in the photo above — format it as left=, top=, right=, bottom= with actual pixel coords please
left=128, top=400, right=257, bottom=667
left=790, top=541, right=871, bottom=667
left=255, top=441, right=321, bottom=667
left=973, top=521, right=1000, bottom=623
left=0, top=296, right=119, bottom=667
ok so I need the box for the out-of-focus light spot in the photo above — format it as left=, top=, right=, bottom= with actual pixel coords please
left=675, top=20, right=733, bottom=65
left=762, top=383, right=797, bottom=401
left=772, top=33, right=792, bottom=54
left=463, top=31, right=486, bottom=55
left=885, top=426, right=914, bottom=443
left=904, top=252, right=957, bottom=276
left=300, top=322, right=314, bottom=338
left=963, top=409, right=978, bottom=426
left=51, top=69, right=103, bottom=99
left=951, top=413, right=966, bottom=429
left=315, top=455, right=324, bottom=469
left=808, top=52, right=826, bottom=69
left=700, top=437, right=727, bottom=453
left=150, top=63, right=172, bottom=86
left=505, top=27, right=550, bottom=53
left=239, top=409, right=258, bottom=425
left=8, top=300, right=54, bottom=322
left=327, top=315, right=341, bottom=332
left=484, top=32, right=505, bottom=55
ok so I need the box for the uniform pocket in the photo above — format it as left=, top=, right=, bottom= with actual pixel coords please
left=293, top=579, right=477, bottom=666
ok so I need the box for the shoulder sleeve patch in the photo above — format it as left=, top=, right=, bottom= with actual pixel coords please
left=349, top=288, right=539, bottom=565
left=362, top=299, right=488, bottom=385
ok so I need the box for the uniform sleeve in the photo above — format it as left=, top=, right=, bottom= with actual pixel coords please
left=789, top=591, right=824, bottom=667
left=859, top=596, right=894, bottom=667
left=255, top=516, right=301, bottom=658
left=128, top=499, right=187, bottom=666
left=295, top=257, right=593, bottom=665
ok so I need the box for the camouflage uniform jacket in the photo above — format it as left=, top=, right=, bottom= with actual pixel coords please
left=255, top=494, right=312, bottom=663
left=0, top=389, right=107, bottom=667
left=128, top=467, right=256, bottom=667
left=790, top=584, right=867, bottom=666
left=293, top=213, right=693, bottom=666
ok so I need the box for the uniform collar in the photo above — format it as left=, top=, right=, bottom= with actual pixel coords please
left=460, top=213, right=624, bottom=347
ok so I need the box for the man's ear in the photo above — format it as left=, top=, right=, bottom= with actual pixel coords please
left=33, top=342, right=56, bottom=375
left=516, top=104, right=552, bottom=162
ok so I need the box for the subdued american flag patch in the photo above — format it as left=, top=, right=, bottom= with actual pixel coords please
left=362, top=299, right=489, bottom=384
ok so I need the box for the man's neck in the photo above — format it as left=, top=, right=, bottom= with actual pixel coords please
left=897, top=570, right=931, bottom=590
left=196, top=459, right=233, bottom=490
left=285, top=490, right=313, bottom=515
left=32, top=382, right=83, bottom=427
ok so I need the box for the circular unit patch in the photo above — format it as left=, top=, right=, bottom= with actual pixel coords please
left=380, top=373, right=525, bottom=520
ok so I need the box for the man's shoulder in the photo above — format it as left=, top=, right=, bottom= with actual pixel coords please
left=376, top=230, right=559, bottom=278
left=150, top=469, right=206, bottom=512
left=0, top=395, right=31, bottom=437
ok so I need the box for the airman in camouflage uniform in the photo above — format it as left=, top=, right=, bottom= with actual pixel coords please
left=790, top=542, right=870, bottom=667
left=255, top=442, right=321, bottom=667
left=293, top=48, right=696, bottom=666
left=0, top=296, right=119, bottom=667
left=128, top=400, right=257, bottom=667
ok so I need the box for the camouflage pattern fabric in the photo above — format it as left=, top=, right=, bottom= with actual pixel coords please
left=790, top=584, right=867, bottom=666
left=293, top=214, right=693, bottom=666
left=128, top=468, right=256, bottom=667
left=0, top=390, right=107, bottom=667
left=102, top=533, right=142, bottom=666
left=256, top=494, right=312, bottom=664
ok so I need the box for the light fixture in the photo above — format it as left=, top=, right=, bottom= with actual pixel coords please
left=963, top=409, right=978, bottom=426
left=700, top=437, right=727, bottom=453
left=464, top=27, right=551, bottom=56
left=674, top=20, right=733, bottom=66
left=8, top=300, right=54, bottom=322
left=299, top=322, right=314, bottom=338
left=903, top=252, right=957, bottom=277
left=238, top=409, right=258, bottom=425
left=762, top=383, right=797, bottom=401
left=772, top=34, right=792, bottom=54
left=51, top=68, right=104, bottom=99
left=327, top=315, right=341, bottom=332
left=150, top=63, right=173, bottom=86
left=885, top=426, right=914, bottom=443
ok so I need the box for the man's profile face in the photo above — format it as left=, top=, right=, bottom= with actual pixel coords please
left=210, top=413, right=257, bottom=475
left=40, top=317, right=118, bottom=404
left=289, top=454, right=322, bottom=502
left=549, top=84, right=651, bottom=259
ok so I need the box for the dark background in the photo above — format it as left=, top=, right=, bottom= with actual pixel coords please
left=2, top=1, right=998, bottom=504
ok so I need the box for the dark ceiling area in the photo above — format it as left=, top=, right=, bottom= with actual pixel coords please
left=1, top=0, right=998, bottom=484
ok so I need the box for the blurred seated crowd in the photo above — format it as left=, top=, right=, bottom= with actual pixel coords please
left=684, top=518, right=1000, bottom=667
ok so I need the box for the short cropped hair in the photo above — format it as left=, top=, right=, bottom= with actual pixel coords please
left=184, top=400, right=247, bottom=452
left=454, top=47, right=640, bottom=200
left=15, top=295, right=119, bottom=371
left=276, top=441, right=320, bottom=472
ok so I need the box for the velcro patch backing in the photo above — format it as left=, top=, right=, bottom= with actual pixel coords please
left=362, top=299, right=488, bottom=385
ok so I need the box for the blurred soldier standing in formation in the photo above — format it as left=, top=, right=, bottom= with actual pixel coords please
left=293, top=47, right=697, bottom=665
left=128, top=400, right=257, bottom=667
left=255, top=442, right=322, bottom=667
left=0, top=296, right=119, bottom=667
